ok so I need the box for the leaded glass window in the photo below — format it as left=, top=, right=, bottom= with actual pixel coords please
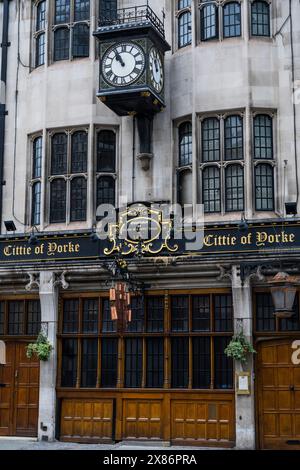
left=50, top=178, right=67, bottom=223
left=223, top=2, right=241, bottom=38
left=97, top=130, right=116, bottom=172
left=251, top=1, right=270, bottom=37
left=32, top=182, right=42, bottom=226
left=225, top=164, right=244, bottom=212
left=225, top=115, right=243, bottom=160
left=254, top=114, right=273, bottom=159
left=202, top=118, right=220, bottom=162
left=178, top=11, right=192, bottom=48
left=255, top=163, right=274, bottom=211
left=71, top=131, right=88, bottom=173
left=179, top=122, right=192, bottom=166
left=203, top=166, right=221, bottom=213
left=201, top=4, right=218, bottom=41
left=35, top=1, right=46, bottom=67
left=96, top=176, right=115, bottom=207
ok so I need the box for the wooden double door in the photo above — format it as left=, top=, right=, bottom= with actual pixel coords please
left=257, top=339, right=300, bottom=449
left=0, top=341, right=40, bottom=437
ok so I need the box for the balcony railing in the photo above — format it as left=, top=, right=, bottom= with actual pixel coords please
left=99, top=5, right=165, bottom=37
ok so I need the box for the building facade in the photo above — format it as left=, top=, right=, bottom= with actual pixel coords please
left=0, top=0, right=300, bottom=449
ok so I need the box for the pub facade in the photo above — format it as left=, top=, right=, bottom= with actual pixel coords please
left=0, top=0, right=300, bottom=450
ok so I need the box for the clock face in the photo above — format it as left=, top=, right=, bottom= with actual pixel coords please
left=102, top=43, right=145, bottom=87
left=149, top=47, right=164, bottom=93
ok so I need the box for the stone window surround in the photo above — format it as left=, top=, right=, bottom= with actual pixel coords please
left=26, top=125, right=119, bottom=231
left=174, top=108, right=278, bottom=218
left=173, top=0, right=272, bottom=52
left=30, top=0, right=102, bottom=70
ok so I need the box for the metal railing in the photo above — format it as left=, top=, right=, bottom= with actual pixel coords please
left=99, top=5, right=165, bottom=37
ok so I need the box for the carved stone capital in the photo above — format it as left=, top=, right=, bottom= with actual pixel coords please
left=53, top=271, right=69, bottom=290
left=217, top=265, right=232, bottom=281
left=25, top=273, right=40, bottom=291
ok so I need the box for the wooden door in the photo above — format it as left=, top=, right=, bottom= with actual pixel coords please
left=0, top=342, right=39, bottom=437
left=257, top=339, right=300, bottom=450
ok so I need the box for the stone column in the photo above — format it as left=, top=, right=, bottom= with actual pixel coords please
left=37, top=271, right=59, bottom=442
left=231, top=265, right=256, bottom=450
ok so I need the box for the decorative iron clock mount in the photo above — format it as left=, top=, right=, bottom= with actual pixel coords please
left=94, top=4, right=171, bottom=167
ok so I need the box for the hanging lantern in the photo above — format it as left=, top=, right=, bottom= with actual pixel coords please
left=269, top=272, right=300, bottom=319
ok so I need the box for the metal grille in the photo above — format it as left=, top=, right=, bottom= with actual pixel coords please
left=102, top=298, right=117, bottom=333
left=178, top=11, right=192, bottom=48
left=61, top=339, right=78, bottom=387
left=32, top=182, right=41, bottom=226
left=214, top=295, right=233, bottom=332
left=50, top=179, right=67, bottom=223
left=82, top=298, right=99, bottom=333
left=214, top=337, right=233, bottom=389
left=97, top=130, right=116, bottom=173
left=0, top=302, right=4, bottom=335
left=63, top=299, right=79, bottom=333
left=171, top=337, right=189, bottom=388
left=36, top=33, right=45, bottom=67
left=147, top=297, right=164, bottom=333
left=126, top=297, right=144, bottom=333
left=179, top=122, right=192, bottom=166
left=74, top=0, right=90, bottom=21
left=256, top=293, right=276, bottom=331
left=225, top=115, right=243, bottom=160
left=51, top=133, right=68, bottom=175
left=171, top=295, right=189, bottom=332
left=101, top=338, right=118, bottom=388
left=70, top=177, right=87, bottom=222
left=203, top=166, right=221, bottom=213
left=254, top=114, right=273, bottom=159
left=71, top=131, right=88, bottom=173
left=8, top=301, right=24, bottom=335
left=223, top=2, right=241, bottom=38
left=125, top=338, right=143, bottom=388
left=54, top=27, right=70, bottom=61
left=193, top=337, right=211, bottom=389
left=81, top=339, right=98, bottom=388
left=192, top=295, right=210, bottom=331
left=251, top=0, right=270, bottom=36
left=255, top=164, right=274, bottom=211
left=201, top=4, right=218, bottom=41
left=55, top=0, right=70, bottom=24
left=146, top=338, right=164, bottom=388
left=202, top=118, right=220, bottom=162
left=27, top=300, right=41, bottom=336
left=225, top=164, right=244, bottom=212
left=72, top=23, right=89, bottom=57
left=96, top=176, right=115, bottom=207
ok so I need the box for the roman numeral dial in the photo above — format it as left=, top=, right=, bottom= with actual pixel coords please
left=102, top=43, right=145, bottom=87
left=149, top=47, right=164, bottom=94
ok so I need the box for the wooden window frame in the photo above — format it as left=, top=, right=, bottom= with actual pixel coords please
left=58, top=290, right=234, bottom=392
left=0, top=297, right=41, bottom=340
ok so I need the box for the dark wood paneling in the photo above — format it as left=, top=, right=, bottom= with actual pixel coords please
left=257, top=339, right=300, bottom=450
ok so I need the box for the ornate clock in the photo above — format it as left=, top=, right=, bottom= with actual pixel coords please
left=94, top=5, right=170, bottom=117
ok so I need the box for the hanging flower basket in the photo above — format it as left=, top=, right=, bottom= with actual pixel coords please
left=26, top=332, right=53, bottom=362
left=225, top=331, right=256, bottom=363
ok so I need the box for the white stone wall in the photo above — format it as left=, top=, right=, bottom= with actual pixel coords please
left=1, top=0, right=300, bottom=232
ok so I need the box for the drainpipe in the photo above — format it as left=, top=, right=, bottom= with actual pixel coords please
left=0, top=0, right=11, bottom=233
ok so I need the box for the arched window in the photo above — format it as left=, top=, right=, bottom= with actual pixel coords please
left=251, top=1, right=270, bottom=37
left=224, top=115, right=243, bottom=160
left=97, top=176, right=116, bottom=208
left=71, top=131, right=88, bottom=173
left=202, top=118, right=220, bottom=162
left=51, top=133, right=68, bottom=175
left=50, top=179, right=67, bottom=223
left=33, top=136, right=43, bottom=179
left=225, top=165, right=244, bottom=212
left=255, top=164, right=274, bottom=211
left=253, top=114, right=273, bottom=159
left=70, top=177, right=87, bottom=221
left=201, top=3, right=218, bottom=41
left=97, top=130, right=116, bottom=172
left=35, top=1, right=46, bottom=67
left=202, top=166, right=221, bottom=213
left=178, top=1, right=192, bottom=49
left=179, top=122, right=192, bottom=166
left=32, top=182, right=42, bottom=226
left=178, top=170, right=192, bottom=206
left=223, top=2, right=241, bottom=38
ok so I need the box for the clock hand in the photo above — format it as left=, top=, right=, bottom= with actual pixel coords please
left=154, top=59, right=159, bottom=73
left=115, top=52, right=125, bottom=67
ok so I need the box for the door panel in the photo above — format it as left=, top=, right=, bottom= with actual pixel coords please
left=258, top=339, right=300, bottom=450
left=0, top=342, right=15, bottom=435
left=0, top=342, right=39, bottom=437
left=123, top=399, right=163, bottom=440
